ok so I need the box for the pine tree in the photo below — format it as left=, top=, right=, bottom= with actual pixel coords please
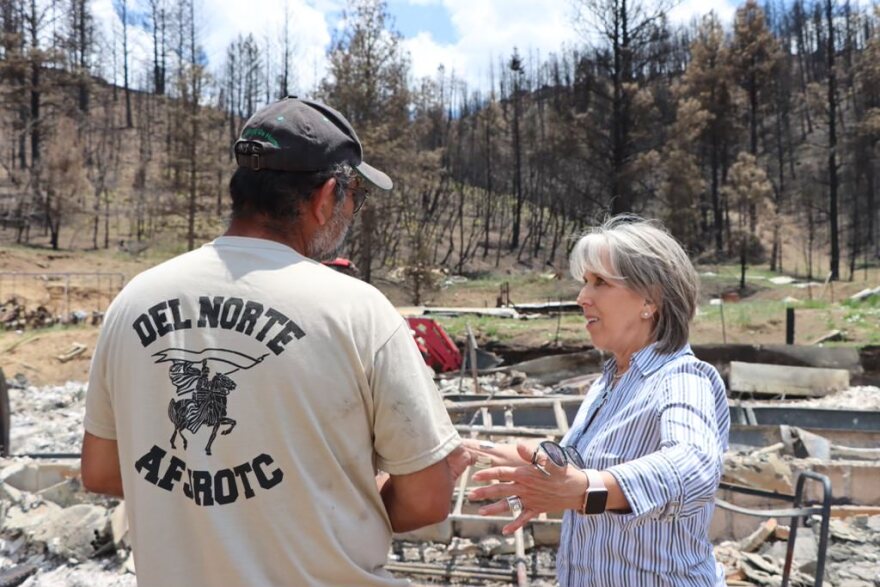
left=572, top=0, right=673, bottom=214
left=678, top=13, right=741, bottom=253
left=724, top=152, right=774, bottom=289
left=655, top=97, right=710, bottom=250
left=319, top=0, right=410, bottom=282
left=731, top=0, right=782, bottom=235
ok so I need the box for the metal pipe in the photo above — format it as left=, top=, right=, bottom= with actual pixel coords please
left=11, top=452, right=81, bottom=459
left=385, top=561, right=556, bottom=581
left=454, top=425, right=563, bottom=437
left=466, top=324, right=482, bottom=395
left=514, top=528, right=529, bottom=587
left=446, top=396, right=585, bottom=411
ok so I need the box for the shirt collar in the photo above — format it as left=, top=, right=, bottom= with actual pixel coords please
left=209, top=235, right=298, bottom=254
left=602, top=342, right=693, bottom=378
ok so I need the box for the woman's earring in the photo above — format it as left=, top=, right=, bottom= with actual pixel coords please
left=641, top=312, right=650, bottom=319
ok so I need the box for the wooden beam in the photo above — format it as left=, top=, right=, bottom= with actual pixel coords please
left=729, top=362, right=849, bottom=397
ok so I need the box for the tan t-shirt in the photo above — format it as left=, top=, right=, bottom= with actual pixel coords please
left=85, top=236, right=460, bottom=587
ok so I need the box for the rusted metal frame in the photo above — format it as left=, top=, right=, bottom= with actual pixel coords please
left=781, top=472, right=832, bottom=587
left=445, top=396, right=585, bottom=412
left=717, top=473, right=832, bottom=587
left=385, top=561, right=556, bottom=582
left=466, top=324, right=482, bottom=396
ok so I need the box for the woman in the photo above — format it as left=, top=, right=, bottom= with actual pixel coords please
left=466, top=216, right=729, bottom=586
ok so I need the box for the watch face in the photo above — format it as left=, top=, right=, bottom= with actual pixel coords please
left=585, top=490, right=608, bottom=515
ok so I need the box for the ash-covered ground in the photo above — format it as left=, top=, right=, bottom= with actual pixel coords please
left=2, top=379, right=880, bottom=586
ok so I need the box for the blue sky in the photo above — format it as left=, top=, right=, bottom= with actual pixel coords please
left=387, top=0, right=456, bottom=44
left=92, top=0, right=739, bottom=94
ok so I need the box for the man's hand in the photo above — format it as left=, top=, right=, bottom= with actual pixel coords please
left=380, top=442, right=475, bottom=533
left=460, top=438, right=535, bottom=469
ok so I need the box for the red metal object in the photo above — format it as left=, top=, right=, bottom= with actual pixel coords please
left=322, top=257, right=354, bottom=269
left=406, top=317, right=462, bottom=373
left=321, top=257, right=360, bottom=277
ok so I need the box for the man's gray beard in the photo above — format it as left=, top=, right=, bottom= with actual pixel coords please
left=308, top=203, right=352, bottom=261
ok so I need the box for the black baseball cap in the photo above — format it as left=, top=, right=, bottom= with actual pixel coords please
left=233, top=96, right=393, bottom=191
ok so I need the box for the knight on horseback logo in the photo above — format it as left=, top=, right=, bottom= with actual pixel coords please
left=152, top=348, right=268, bottom=455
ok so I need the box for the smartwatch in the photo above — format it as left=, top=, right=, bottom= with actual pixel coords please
left=581, top=469, right=608, bottom=515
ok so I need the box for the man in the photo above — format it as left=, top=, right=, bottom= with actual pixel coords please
left=82, top=97, right=470, bottom=586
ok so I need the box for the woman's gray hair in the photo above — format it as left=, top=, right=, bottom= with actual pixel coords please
left=569, top=215, right=699, bottom=354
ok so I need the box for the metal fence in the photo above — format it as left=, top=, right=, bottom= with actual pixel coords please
left=0, top=272, right=126, bottom=325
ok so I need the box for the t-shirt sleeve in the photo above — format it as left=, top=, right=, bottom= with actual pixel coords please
left=371, top=321, right=460, bottom=475
left=84, top=323, right=117, bottom=440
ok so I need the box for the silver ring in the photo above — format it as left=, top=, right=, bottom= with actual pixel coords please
left=507, top=495, right=523, bottom=513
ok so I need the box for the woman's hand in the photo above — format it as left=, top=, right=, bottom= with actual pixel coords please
left=467, top=443, right=587, bottom=535
left=460, top=438, right=536, bottom=468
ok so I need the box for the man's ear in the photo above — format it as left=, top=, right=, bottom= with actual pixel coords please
left=309, top=178, right=337, bottom=226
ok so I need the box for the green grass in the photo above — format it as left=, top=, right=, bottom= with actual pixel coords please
left=434, top=313, right=587, bottom=346
left=437, top=315, right=502, bottom=339
left=697, top=300, right=788, bottom=325
left=842, top=294, right=880, bottom=309
left=699, top=298, right=830, bottom=319
left=697, top=263, right=814, bottom=290
left=454, top=271, right=573, bottom=291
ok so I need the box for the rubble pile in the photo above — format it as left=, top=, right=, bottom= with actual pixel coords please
left=7, top=381, right=86, bottom=455
left=785, top=385, right=880, bottom=410
left=0, top=459, right=133, bottom=587
left=0, top=298, right=54, bottom=330
left=0, top=297, right=102, bottom=331
left=715, top=515, right=880, bottom=586
left=718, top=400, right=880, bottom=586
left=2, top=373, right=879, bottom=586
left=1, top=380, right=132, bottom=585
left=389, top=537, right=557, bottom=586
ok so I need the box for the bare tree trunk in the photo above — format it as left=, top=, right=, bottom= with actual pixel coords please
left=150, top=0, right=166, bottom=95
left=186, top=0, right=199, bottom=251
left=482, top=103, right=494, bottom=258
left=793, top=0, right=813, bottom=136
left=827, top=0, right=840, bottom=280
left=104, top=189, right=110, bottom=249
left=711, top=139, right=723, bottom=253
left=510, top=51, right=524, bottom=249
left=121, top=0, right=133, bottom=128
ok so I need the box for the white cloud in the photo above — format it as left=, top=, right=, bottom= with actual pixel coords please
left=199, top=0, right=332, bottom=94
left=89, top=0, right=332, bottom=95
left=400, top=0, right=742, bottom=91
left=400, top=0, right=579, bottom=91
left=89, top=0, right=156, bottom=86
left=402, top=32, right=463, bottom=80
left=670, top=0, right=737, bottom=26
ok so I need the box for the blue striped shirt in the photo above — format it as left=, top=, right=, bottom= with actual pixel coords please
left=558, top=343, right=730, bottom=587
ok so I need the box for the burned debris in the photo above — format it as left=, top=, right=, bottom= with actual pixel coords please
left=1, top=347, right=880, bottom=586
left=0, top=299, right=55, bottom=331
